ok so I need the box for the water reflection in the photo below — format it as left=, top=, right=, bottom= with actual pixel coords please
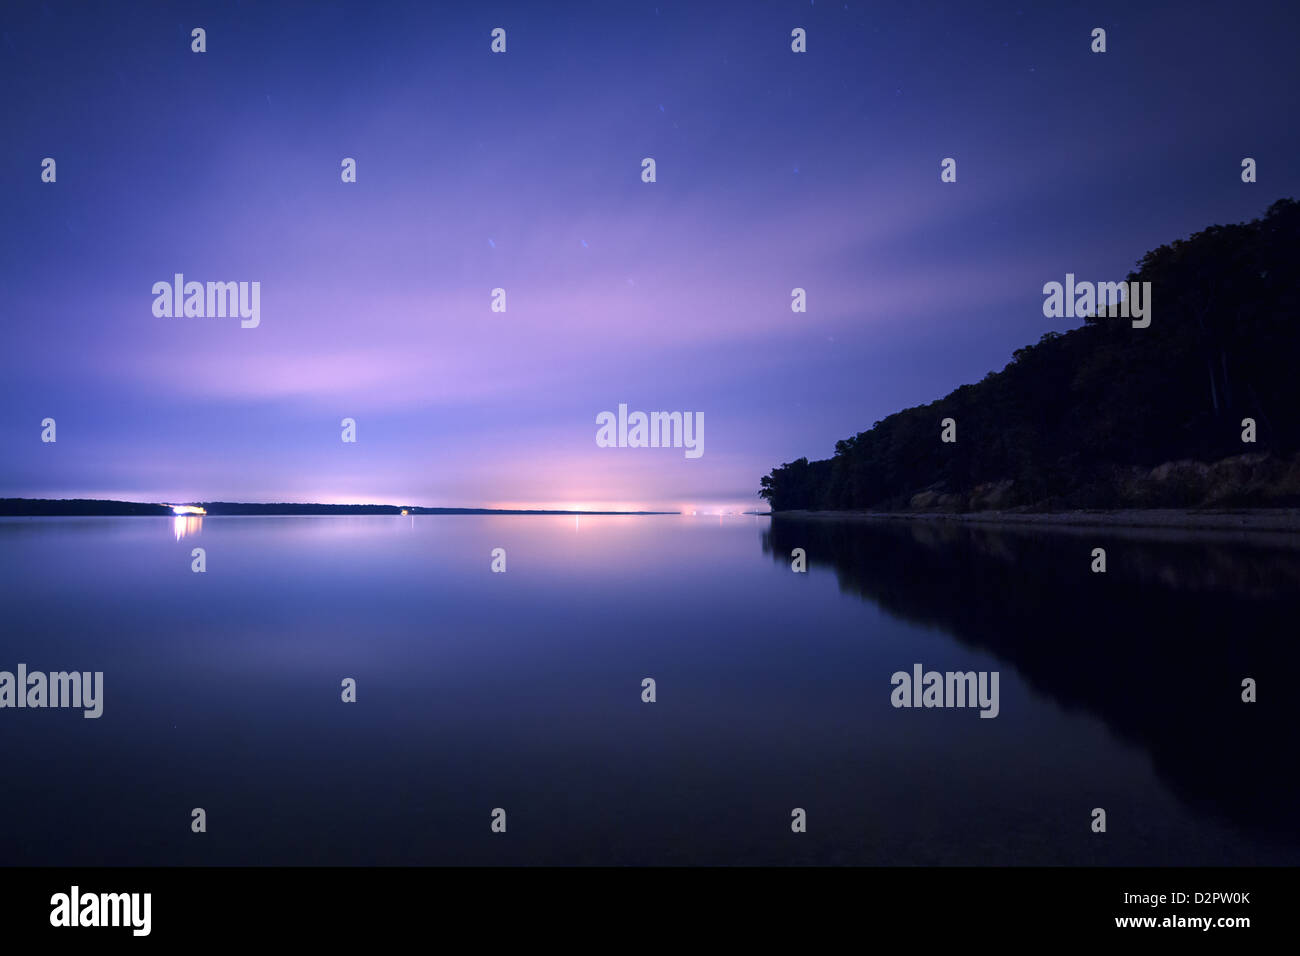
left=763, top=516, right=1300, bottom=841
left=172, top=515, right=203, bottom=540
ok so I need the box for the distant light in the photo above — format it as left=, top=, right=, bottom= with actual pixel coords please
left=170, top=505, right=206, bottom=516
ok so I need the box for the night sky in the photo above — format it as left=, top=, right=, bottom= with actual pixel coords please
left=3, top=0, right=1297, bottom=511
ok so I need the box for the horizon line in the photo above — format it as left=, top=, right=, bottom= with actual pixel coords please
left=0, top=497, right=772, bottom=517
left=0, top=496, right=694, bottom=516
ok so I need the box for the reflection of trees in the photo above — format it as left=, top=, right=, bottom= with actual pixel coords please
left=764, top=516, right=1300, bottom=840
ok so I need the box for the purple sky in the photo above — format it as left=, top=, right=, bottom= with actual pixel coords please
left=3, top=0, right=1298, bottom=511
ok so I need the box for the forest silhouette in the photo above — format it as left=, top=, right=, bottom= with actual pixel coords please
left=761, top=200, right=1300, bottom=512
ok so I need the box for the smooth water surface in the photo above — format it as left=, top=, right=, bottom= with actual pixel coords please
left=1, top=514, right=1296, bottom=865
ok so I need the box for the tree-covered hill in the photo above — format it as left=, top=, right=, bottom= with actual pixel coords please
left=760, top=199, right=1300, bottom=512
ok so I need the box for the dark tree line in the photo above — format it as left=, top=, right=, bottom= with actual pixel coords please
left=760, top=199, right=1300, bottom=512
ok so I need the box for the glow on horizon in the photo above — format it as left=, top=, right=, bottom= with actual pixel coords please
left=485, top=500, right=763, bottom=515
left=22, top=490, right=766, bottom=516
left=485, top=499, right=666, bottom=513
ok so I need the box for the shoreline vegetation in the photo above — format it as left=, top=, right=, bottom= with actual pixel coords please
left=773, top=508, right=1300, bottom=537
left=0, top=499, right=676, bottom=517
left=759, top=200, right=1300, bottom=517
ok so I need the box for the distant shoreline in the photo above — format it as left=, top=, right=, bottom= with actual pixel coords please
left=773, top=508, right=1300, bottom=534
left=0, top=498, right=677, bottom=517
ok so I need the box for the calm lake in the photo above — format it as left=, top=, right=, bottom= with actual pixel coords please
left=1, top=514, right=1296, bottom=865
